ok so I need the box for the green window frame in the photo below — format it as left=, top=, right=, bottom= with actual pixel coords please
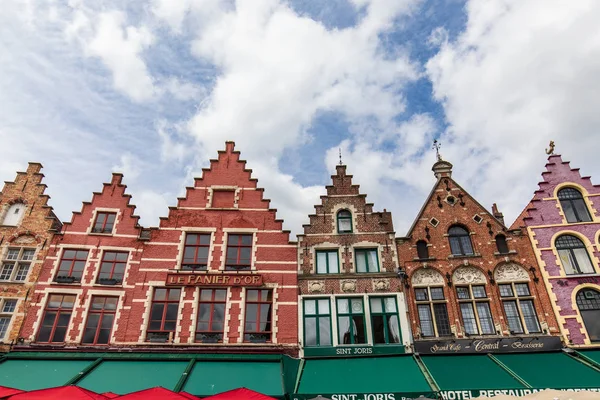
left=316, top=250, right=339, bottom=274
left=355, top=248, right=379, bottom=273
left=336, top=298, right=367, bottom=344
left=303, top=298, right=332, bottom=347
left=369, top=297, right=401, bottom=345
left=337, top=210, right=353, bottom=233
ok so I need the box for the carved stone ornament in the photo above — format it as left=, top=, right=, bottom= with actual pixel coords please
left=494, top=263, right=530, bottom=283
left=308, top=280, right=325, bottom=293
left=372, top=278, right=390, bottom=291
left=340, top=279, right=356, bottom=293
left=452, top=266, right=486, bottom=285
left=411, top=268, right=444, bottom=286
left=12, top=234, right=36, bottom=245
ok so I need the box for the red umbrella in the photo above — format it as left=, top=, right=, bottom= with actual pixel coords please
left=117, top=387, right=196, bottom=399
left=178, top=393, right=198, bottom=399
left=202, top=388, right=278, bottom=400
left=7, top=386, right=107, bottom=399
left=101, top=393, right=120, bottom=399
left=0, top=386, right=24, bottom=398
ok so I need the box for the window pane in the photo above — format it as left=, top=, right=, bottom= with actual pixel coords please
left=316, top=252, right=327, bottom=274
left=503, top=301, right=523, bottom=334
left=166, top=304, right=178, bottom=321
left=371, top=315, right=385, bottom=344
left=581, top=310, right=600, bottom=342
left=449, top=237, right=463, bottom=255
left=386, top=315, right=400, bottom=343
left=559, top=249, right=577, bottom=275
left=573, top=248, right=595, bottom=273
left=6, top=250, right=19, bottom=260
left=356, top=252, right=366, bottom=273
left=338, top=219, right=352, bottom=232
left=417, top=241, right=429, bottom=259
left=327, top=252, right=339, bottom=273
left=367, top=250, right=378, bottom=272
left=561, top=200, right=578, bottom=223
left=433, top=304, right=452, bottom=336
left=430, top=287, right=444, bottom=300
left=476, top=303, right=494, bottom=334
left=319, top=317, right=332, bottom=346
left=168, top=289, right=181, bottom=301
left=573, top=199, right=592, bottom=222
left=520, top=300, right=540, bottom=333
left=472, top=286, right=487, bottom=299
left=214, top=289, right=226, bottom=302
left=304, top=318, right=316, bottom=346
left=337, top=299, right=349, bottom=314
left=460, top=303, right=478, bottom=335
left=418, top=305, right=434, bottom=337
left=239, top=248, right=251, bottom=264
left=62, top=296, right=75, bottom=309
left=460, top=236, right=474, bottom=255
left=52, top=327, right=67, bottom=342
left=338, top=316, right=351, bottom=344
left=384, top=298, right=396, bottom=312
left=318, top=299, right=330, bottom=314
left=97, top=328, right=111, bottom=344
left=369, top=298, right=382, bottom=313
left=515, top=283, right=530, bottom=297
left=499, top=284, right=513, bottom=297
left=456, top=287, right=470, bottom=299
left=21, top=249, right=35, bottom=260
left=2, top=300, right=17, bottom=313
left=351, top=298, right=363, bottom=313
left=304, top=300, right=316, bottom=315
left=352, top=315, right=366, bottom=344
left=82, top=328, right=96, bottom=344
left=246, top=290, right=258, bottom=302
left=240, top=235, right=253, bottom=246
left=415, top=288, right=428, bottom=301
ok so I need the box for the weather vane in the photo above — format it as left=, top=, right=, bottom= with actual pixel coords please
left=339, top=148, right=343, bottom=165
left=432, top=139, right=442, bottom=162
left=546, top=140, right=555, bottom=155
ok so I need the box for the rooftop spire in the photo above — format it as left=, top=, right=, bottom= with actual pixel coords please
left=339, top=147, right=343, bottom=165
left=433, top=139, right=442, bottom=162
left=431, top=139, right=453, bottom=179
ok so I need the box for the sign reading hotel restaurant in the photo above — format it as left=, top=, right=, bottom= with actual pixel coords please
left=438, top=388, right=600, bottom=400
left=414, top=336, right=562, bottom=355
left=166, top=273, right=263, bottom=286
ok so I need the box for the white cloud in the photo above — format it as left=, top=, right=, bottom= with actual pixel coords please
left=426, top=0, right=600, bottom=225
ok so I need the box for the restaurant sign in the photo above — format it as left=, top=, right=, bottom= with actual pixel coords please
left=292, top=392, right=435, bottom=400
left=414, top=336, right=562, bottom=354
left=439, top=388, right=600, bottom=400
left=166, top=273, right=263, bottom=286
left=303, top=344, right=405, bottom=358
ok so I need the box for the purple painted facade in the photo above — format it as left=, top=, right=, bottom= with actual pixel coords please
left=513, top=154, right=600, bottom=346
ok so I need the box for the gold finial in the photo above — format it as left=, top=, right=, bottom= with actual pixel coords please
left=339, top=148, right=343, bottom=165
left=433, top=139, right=442, bottom=161
left=545, top=140, right=555, bottom=155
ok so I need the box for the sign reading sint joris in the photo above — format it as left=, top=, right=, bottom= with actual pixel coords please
left=166, top=273, right=263, bottom=286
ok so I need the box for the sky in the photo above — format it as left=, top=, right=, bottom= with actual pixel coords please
left=1, top=0, right=600, bottom=236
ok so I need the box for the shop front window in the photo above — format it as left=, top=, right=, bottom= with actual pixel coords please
left=303, top=298, right=331, bottom=347
left=369, top=297, right=400, bottom=344
left=337, top=298, right=366, bottom=344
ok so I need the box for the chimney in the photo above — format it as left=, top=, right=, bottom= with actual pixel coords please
left=492, top=203, right=505, bottom=225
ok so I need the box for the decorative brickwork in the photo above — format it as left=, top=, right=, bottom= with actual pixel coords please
left=513, top=154, right=600, bottom=346
left=397, top=159, right=559, bottom=347
left=0, top=163, right=61, bottom=351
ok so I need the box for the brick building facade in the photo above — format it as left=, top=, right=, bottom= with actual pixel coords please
left=0, top=163, right=61, bottom=352
left=397, top=159, right=560, bottom=354
left=297, top=164, right=412, bottom=358
left=513, top=153, right=600, bottom=347
left=17, top=143, right=298, bottom=355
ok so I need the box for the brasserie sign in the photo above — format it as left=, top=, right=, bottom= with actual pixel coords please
left=166, top=273, right=263, bottom=286
left=414, top=336, right=562, bottom=354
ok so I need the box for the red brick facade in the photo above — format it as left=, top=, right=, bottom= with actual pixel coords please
left=396, top=160, right=559, bottom=347
left=0, top=163, right=61, bottom=351
left=297, top=165, right=412, bottom=356
left=18, top=143, right=298, bottom=355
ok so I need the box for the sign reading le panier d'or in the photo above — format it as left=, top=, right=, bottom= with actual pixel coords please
left=414, top=336, right=562, bottom=355
left=166, top=273, right=263, bottom=286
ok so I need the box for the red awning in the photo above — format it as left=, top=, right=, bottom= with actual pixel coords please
left=117, top=387, right=197, bottom=399
left=7, top=386, right=107, bottom=399
left=0, top=386, right=24, bottom=398
left=101, top=393, right=120, bottom=399
left=202, top=388, right=278, bottom=400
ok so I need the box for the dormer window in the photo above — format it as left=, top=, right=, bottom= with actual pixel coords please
left=416, top=240, right=429, bottom=260
left=558, top=187, right=592, bottom=223
left=2, top=203, right=25, bottom=226
left=448, top=225, right=474, bottom=256
left=337, top=210, right=352, bottom=233
left=495, top=234, right=509, bottom=254
left=92, top=212, right=116, bottom=234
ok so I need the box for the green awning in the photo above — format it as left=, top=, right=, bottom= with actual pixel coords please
left=495, top=352, right=600, bottom=389
left=422, top=355, right=526, bottom=391
left=0, top=359, right=92, bottom=390
left=579, top=350, right=600, bottom=367
left=183, top=361, right=284, bottom=397
left=77, top=360, right=189, bottom=394
left=294, top=356, right=434, bottom=399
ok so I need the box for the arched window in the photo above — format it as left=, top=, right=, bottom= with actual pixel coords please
left=337, top=210, right=352, bottom=233
left=495, top=234, right=509, bottom=254
left=416, top=240, right=429, bottom=260
left=576, top=289, right=600, bottom=343
left=453, top=267, right=494, bottom=335
left=448, top=226, right=474, bottom=256
left=2, top=203, right=25, bottom=226
left=558, top=188, right=592, bottom=223
left=412, top=269, right=451, bottom=338
left=495, top=264, right=540, bottom=334
left=556, top=235, right=595, bottom=275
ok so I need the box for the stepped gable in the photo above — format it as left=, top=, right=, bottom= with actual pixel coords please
left=301, top=164, right=393, bottom=236
left=510, top=154, right=600, bottom=228
left=61, top=172, right=142, bottom=237
left=159, top=141, right=290, bottom=239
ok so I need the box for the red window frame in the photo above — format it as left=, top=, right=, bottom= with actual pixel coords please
left=225, top=234, right=253, bottom=270
left=195, top=289, right=227, bottom=342
left=92, top=212, right=116, bottom=234
left=146, top=288, right=181, bottom=340
left=244, top=289, right=272, bottom=342
left=182, top=233, right=211, bottom=270
left=97, top=251, right=128, bottom=283
left=36, top=294, right=76, bottom=343
left=56, top=249, right=89, bottom=281
left=82, top=296, right=118, bottom=345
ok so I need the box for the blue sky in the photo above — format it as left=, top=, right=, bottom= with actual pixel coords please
left=1, top=0, right=600, bottom=235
